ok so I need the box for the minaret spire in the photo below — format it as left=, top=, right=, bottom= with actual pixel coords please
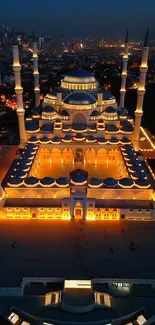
left=32, top=30, right=40, bottom=107
left=119, top=29, right=129, bottom=107
left=12, top=23, right=16, bottom=45
left=125, top=29, right=128, bottom=44
left=12, top=35, right=26, bottom=147
left=144, top=25, right=149, bottom=47
left=32, top=29, right=35, bottom=42
left=133, top=26, right=150, bottom=151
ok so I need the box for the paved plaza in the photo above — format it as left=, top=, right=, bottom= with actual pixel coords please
left=0, top=145, right=17, bottom=182
left=0, top=220, right=155, bottom=286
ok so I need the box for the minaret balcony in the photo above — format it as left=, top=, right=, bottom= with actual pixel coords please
left=15, top=87, right=23, bottom=95
left=137, top=89, right=146, bottom=96
left=140, top=66, right=148, bottom=73
left=13, top=65, right=21, bottom=72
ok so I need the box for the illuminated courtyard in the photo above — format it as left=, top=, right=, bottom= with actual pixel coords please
left=30, top=148, right=128, bottom=180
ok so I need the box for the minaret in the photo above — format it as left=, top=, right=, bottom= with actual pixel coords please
left=12, top=24, right=26, bottom=147
left=120, top=30, right=129, bottom=108
left=133, top=26, right=150, bottom=151
left=33, top=31, right=40, bottom=107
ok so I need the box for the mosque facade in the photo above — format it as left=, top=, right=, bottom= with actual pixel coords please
left=0, top=28, right=155, bottom=221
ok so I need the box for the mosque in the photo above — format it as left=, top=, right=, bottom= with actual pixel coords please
left=0, top=27, right=155, bottom=221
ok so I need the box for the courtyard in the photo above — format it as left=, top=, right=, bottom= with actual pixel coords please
left=0, top=220, right=155, bottom=287
left=30, top=148, right=128, bottom=180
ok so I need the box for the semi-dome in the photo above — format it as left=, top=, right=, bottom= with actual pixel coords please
left=64, top=92, right=96, bottom=105
left=64, top=69, right=96, bottom=84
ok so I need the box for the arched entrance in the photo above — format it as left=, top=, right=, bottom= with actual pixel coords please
left=39, top=148, right=50, bottom=165
left=62, top=148, right=74, bottom=165
left=97, top=148, right=107, bottom=165
left=73, top=113, right=87, bottom=124
left=51, top=148, right=61, bottom=164
left=74, top=201, right=83, bottom=220
left=85, top=148, right=96, bottom=165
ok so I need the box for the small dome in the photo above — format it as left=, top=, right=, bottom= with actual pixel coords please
left=8, top=178, right=23, bottom=185
left=74, top=133, right=85, bottom=140
left=43, top=106, right=55, bottom=113
left=135, top=179, right=150, bottom=187
left=89, top=178, right=102, bottom=186
left=56, top=177, right=69, bottom=185
left=106, top=124, right=119, bottom=132
left=87, top=135, right=96, bottom=141
left=60, top=109, right=69, bottom=116
left=32, top=111, right=40, bottom=117
left=25, top=177, right=39, bottom=185
left=51, top=136, right=61, bottom=143
left=88, top=124, right=96, bottom=130
left=104, top=106, right=116, bottom=114
left=102, top=89, right=115, bottom=100
left=12, top=170, right=27, bottom=178
left=70, top=169, right=88, bottom=179
left=64, top=92, right=96, bottom=105
left=64, top=69, right=96, bottom=84
left=40, top=136, right=50, bottom=143
left=25, top=143, right=38, bottom=149
left=119, top=110, right=128, bottom=117
left=63, top=134, right=72, bottom=141
left=25, top=121, right=39, bottom=131
left=40, top=177, right=54, bottom=186
left=110, top=137, right=119, bottom=143
left=121, top=137, right=131, bottom=143
left=103, top=178, right=117, bottom=187
left=28, top=136, right=39, bottom=143
left=46, top=88, right=57, bottom=99
left=71, top=174, right=87, bottom=183
left=40, top=124, right=53, bottom=132
left=98, top=137, right=107, bottom=143
left=121, top=121, right=134, bottom=132
left=119, top=178, right=134, bottom=186
left=72, top=123, right=87, bottom=131
left=123, top=144, right=133, bottom=151
left=90, top=110, right=101, bottom=117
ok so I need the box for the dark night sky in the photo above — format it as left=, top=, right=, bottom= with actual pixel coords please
left=0, top=0, right=155, bottom=39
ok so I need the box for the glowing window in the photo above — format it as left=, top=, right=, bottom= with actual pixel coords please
left=8, top=313, right=19, bottom=324
left=64, top=280, right=91, bottom=289
left=137, top=315, right=146, bottom=325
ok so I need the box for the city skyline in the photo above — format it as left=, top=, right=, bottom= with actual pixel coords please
left=0, top=0, right=155, bottom=39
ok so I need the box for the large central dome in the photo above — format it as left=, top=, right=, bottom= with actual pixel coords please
left=63, top=69, right=96, bottom=84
